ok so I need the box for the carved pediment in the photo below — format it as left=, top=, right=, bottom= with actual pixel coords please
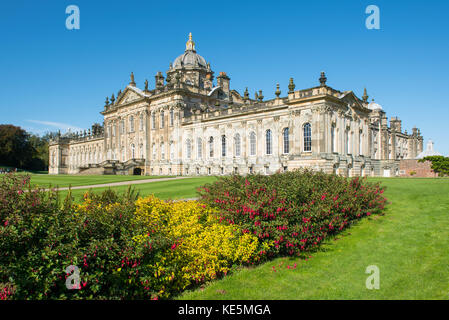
left=116, top=87, right=144, bottom=105
left=339, top=91, right=366, bottom=111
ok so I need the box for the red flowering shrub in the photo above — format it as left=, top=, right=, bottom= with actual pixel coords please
left=198, top=169, right=387, bottom=258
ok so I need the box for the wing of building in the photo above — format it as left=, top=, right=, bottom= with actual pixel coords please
left=49, top=33, right=424, bottom=177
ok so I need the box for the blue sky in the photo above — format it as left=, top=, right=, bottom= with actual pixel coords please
left=0, top=0, right=448, bottom=155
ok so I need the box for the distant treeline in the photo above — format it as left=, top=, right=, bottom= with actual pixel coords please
left=0, top=124, right=58, bottom=172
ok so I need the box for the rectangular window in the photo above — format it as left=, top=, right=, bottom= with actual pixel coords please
left=170, top=110, right=174, bottom=126
left=221, top=135, right=226, bottom=157
left=129, top=117, right=134, bottom=132
left=283, top=128, right=289, bottom=154
left=160, top=111, right=164, bottom=129
left=303, top=124, right=312, bottom=152
left=209, top=137, right=214, bottom=158
left=266, top=130, right=272, bottom=155
left=250, top=132, right=256, bottom=156
left=197, top=138, right=202, bottom=159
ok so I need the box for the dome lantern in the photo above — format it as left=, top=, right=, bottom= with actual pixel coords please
left=171, top=33, right=207, bottom=70
left=186, top=32, right=195, bottom=52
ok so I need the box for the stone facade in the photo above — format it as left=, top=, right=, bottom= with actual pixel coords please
left=49, top=34, right=424, bottom=177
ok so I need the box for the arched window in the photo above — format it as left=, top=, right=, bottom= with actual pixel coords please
left=160, top=111, right=164, bottom=128
left=120, top=120, right=125, bottom=134
left=161, top=142, right=165, bottom=160
left=303, top=123, right=312, bottom=152
left=249, top=132, right=256, bottom=156
left=139, top=114, right=144, bottom=131
left=209, top=137, right=214, bottom=158
left=221, top=135, right=226, bottom=157
left=234, top=133, right=241, bottom=157
left=131, top=144, right=135, bottom=158
left=266, top=129, right=272, bottom=155
left=129, top=116, right=134, bottom=132
left=151, top=113, right=156, bottom=129
left=170, top=109, right=174, bottom=126
left=197, top=138, right=202, bottom=159
left=186, top=139, right=191, bottom=159
left=283, top=128, right=289, bottom=154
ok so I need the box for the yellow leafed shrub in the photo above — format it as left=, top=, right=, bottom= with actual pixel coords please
left=134, top=195, right=259, bottom=294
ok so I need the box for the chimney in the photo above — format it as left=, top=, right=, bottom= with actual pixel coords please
left=216, top=72, right=230, bottom=98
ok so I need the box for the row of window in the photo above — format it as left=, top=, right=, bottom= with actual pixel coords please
left=330, top=126, right=364, bottom=155
left=107, top=109, right=177, bottom=137
left=151, top=109, right=175, bottom=129
left=182, top=125, right=312, bottom=159
left=107, top=114, right=145, bottom=137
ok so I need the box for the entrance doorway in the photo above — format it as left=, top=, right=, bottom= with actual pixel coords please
left=133, top=167, right=142, bottom=175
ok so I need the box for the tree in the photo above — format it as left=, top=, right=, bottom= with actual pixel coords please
left=30, top=131, right=58, bottom=170
left=0, top=124, right=35, bottom=169
left=0, top=125, right=58, bottom=171
left=418, top=156, right=449, bottom=176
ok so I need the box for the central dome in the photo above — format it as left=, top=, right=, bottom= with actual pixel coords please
left=172, top=33, right=207, bottom=70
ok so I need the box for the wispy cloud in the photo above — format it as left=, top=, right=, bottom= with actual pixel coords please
left=26, top=120, right=84, bottom=133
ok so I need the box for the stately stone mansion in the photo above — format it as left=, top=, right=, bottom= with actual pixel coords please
left=49, top=33, right=424, bottom=177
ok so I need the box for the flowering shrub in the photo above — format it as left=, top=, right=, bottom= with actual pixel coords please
left=0, top=170, right=387, bottom=300
left=133, top=196, right=259, bottom=297
left=0, top=174, right=168, bottom=300
left=0, top=174, right=258, bottom=300
left=198, top=169, right=387, bottom=258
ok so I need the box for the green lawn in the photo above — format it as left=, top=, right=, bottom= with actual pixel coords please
left=57, top=176, right=217, bottom=202
left=27, top=174, right=175, bottom=188
left=178, top=177, right=449, bottom=300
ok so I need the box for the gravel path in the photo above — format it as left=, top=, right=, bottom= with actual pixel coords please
left=46, top=176, right=191, bottom=191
